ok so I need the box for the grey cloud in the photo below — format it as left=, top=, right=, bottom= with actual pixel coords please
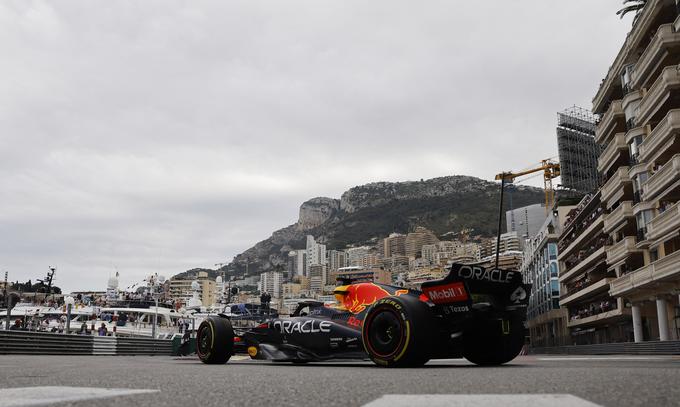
left=0, top=0, right=632, bottom=290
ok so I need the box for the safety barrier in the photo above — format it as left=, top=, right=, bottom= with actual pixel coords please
left=0, top=330, right=172, bottom=356
left=530, top=340, right=680, bottom=355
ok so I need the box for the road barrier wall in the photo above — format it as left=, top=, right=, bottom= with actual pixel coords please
left=530, top=340, right=680, bottom=355
left=0, top=330, right=172, bottom=356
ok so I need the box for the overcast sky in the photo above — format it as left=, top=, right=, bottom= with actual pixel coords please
left=1, top=1, right=633, bottom=292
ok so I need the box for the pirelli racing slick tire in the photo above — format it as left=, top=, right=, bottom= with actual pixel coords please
left=463, top=313, right=524, bottom=366
left=197, top=316, right=234, bottom=364
left=362, top=295, right=435, bottom=368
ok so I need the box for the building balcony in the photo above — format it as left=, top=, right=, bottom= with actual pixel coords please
left=601, top=167, right=632, bottom=205
left=630, top=24, right=680, bottom=90
left=643, top=154, right=680, bottom=201
left=597, top=133, right=628, bottom=175
left=558, top=216, right=604, bottom=261
left=639, top=109, right=680, bottom=164
left=567, top=306, right=630, bottom=328
left=606, top=236, right=641, bottom=266
left=603, top=201, right=635, bottom=234
left=636, top=65, right=680, bottom=126
left=596, top=100, right=625, bottom=145
left=560, top=246, right=607, bottom=283
left=609, top=249, right=680, bottom=297
left=622, top=89, right=643, bottom=125
left=647, top=201, right=680, bottom=241
left=592, top=0, right=676, bottom=114
left=561, top=278, right=615, bottom=307
left=625, top=126, right=648, bottom=147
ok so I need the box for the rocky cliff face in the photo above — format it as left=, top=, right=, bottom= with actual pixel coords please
left=296, top=197, right=340, bottom=231
left=213, top=175, right=544, bottom=278
left=339, top=176, right=486, bottom=213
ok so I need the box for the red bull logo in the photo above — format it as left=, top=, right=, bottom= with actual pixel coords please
left=340, top=283, right=391, bottom=314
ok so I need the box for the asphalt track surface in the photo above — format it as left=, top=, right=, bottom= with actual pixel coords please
left=0, top=355, right=678, bottom=407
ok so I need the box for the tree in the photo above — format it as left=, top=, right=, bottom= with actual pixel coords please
left=617, top=0, right=647, bottom=19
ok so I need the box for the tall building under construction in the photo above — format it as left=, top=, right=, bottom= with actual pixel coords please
left=556, top=106, right=601, bottom=193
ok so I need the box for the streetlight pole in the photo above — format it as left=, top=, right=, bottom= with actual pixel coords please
left=64, top=296, right=75, bottom=334
left=495, top=174, right=507, bottom=270
left=150, top=274, right=166, bottom=339
left=152, top=295, right=158, bottom=338
left=4, top=271, right=10, bottom=330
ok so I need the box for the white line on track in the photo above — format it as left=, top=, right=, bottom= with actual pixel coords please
left=536, top=356, right=672, bottom=361
left=0, top=386, right=158, bottom=407
left=362, top=394, right=602, bottom=407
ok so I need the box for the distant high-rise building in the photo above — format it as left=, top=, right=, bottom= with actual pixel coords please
left=308, top=264, right=327, bottom=293
left=556, top=106, right=601, bottom=193
left=288, top=250, right=307, bottom=277
left=306, top=235, right=327, bottom=271
left=327, top=249, right=347, bottom=272
left=506, top=203, right=548, bottom=241
left=383, top=233, right=406, bottom=257
left=405, top=227, right=439, bottom=258
left=347, top=246, right=371, bottom=267
left=259, top=271, right=283, bottom=298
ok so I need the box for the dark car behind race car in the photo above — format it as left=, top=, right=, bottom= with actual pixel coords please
left=196, top=262, right=530, bottom=367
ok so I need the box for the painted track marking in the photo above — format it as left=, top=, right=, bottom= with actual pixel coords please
left=0, top=386, right=158, bottom=407
left=536, top=356, right=672, bottom=361
left=363, top=394, right=602, bottom=407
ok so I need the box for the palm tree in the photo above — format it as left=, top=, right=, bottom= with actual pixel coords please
left=617, top=0, right=647, bottom=19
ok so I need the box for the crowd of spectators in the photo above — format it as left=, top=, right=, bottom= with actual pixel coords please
left=563, top=235, right=610, bottom=269
left=565, top=275, right=592, bottom=296
left=569, top=299, right=616, bottom=321
left=559, top=204, right=604, bottom=252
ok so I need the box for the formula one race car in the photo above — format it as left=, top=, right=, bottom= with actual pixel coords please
left=196, top=262, right=530, bottom=367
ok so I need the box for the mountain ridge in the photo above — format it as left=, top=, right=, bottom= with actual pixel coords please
left=175, top=175, right=544, bottom=280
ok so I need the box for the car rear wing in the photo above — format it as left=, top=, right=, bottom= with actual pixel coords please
left=420, top=263, right=530, bottom=313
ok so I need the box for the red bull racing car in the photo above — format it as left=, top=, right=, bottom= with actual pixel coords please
left=196, top=262, right=530, bottom=367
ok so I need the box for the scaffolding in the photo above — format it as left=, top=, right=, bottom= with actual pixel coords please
left=556, top=106, right=601, bottom=193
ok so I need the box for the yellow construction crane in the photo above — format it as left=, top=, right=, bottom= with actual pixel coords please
left=495, top=159, right=561, bottom=211
left=491, top=159, right=560, bottom=269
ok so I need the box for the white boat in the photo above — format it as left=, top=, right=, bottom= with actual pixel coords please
left=92, top=305, right=184, bottom=338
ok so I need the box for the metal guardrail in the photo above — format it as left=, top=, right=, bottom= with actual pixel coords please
left=0, top=330, right=172, bottom=356
left=530, top=340, right=680, bottom=355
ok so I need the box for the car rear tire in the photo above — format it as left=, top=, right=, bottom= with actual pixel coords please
left=362, top=295, right=435, bottom=368
left=463, top=313, right=524, bottom=366
left=197, top=316, right=234, bottom=364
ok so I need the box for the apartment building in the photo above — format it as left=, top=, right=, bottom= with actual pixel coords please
left=380, top=255, right=410, bottom=273
left=259, top=271, right=283, bottom=298
left=346, top=246, right=371, bottom=267
left=168, top=272, right=216, bottom=307
left=522, top=204, right=574, bottom=347
left=405, top=227, right=439, bottom=258
left=288, top=250, right=307, bottom=278
left=335, top=266, right=392, bottom=285
left=480, top=232, right=520, bottom=257
left=593, top=0, right=680, bottom=342
left=306, top=235, right=327, bottom=271
left=383, top=233, right=407, bottom=257
left=422, top=241, right=481, bottom=265
left=557, top=193, right=630, bottom=344
left=308, top=264, right=328, bottom=293
left=327, top=249, right=347, bottom=272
